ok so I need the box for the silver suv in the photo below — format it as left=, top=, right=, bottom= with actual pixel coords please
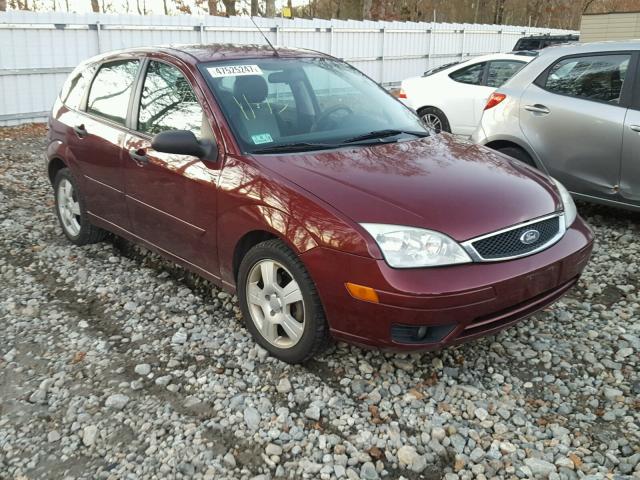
left=472, top=41, right=640, bottom=212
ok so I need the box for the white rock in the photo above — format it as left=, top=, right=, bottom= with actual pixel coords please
left=83, top=425, right=98, bottom=446
left=244, top=407, right=260, bottom=430
left=265, top=443, right=283, bottom=456
left=397, top=445, right=426, bottom=472
left=134, top=363, right=151, bottom=375
left=105, top=394, right=129, bottom=410
left=524, top=458, right=556, bottom=477
left=276, top=377, right=292, bottom=393
left=171, top=330, right=187, bottom=344
left=305, top=405, right=321, bottom=421
left=475, top=407, right=489, bottom=421
left=223, top=452, right=236, bottom=468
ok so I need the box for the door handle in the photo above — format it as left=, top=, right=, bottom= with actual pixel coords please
left=630, top=124, right=640, bottom=133
left=73, top=124, right=87, bottom=138
left=524, top=104, right=550, bottom=114
left=129, top=148, right=148, bottom=166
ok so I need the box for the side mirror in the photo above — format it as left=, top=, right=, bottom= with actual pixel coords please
left=151, top=130, right=217, bottom=161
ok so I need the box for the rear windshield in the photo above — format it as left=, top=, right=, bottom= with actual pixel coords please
left=200, top=57, right=426, bottom=153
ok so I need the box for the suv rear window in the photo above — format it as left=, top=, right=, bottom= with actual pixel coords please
left=87, top=59, right=140, bottom=125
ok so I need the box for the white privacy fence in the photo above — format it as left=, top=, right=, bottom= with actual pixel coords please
left=0, top=11, right=574, bottom=125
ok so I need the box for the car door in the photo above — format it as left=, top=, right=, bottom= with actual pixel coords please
left=122, top=58, right=222, bottom=276
left=67, top=58, right=140, bottom=229
left=519, top=52, right=634, bottom=200
left=620, top=59, right=640, bottom=206
left=446, top=61, right=492, bottom=134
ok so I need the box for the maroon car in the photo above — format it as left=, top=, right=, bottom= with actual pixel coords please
left=46, top=44, right=593, bottom=363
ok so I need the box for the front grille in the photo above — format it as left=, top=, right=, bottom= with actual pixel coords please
left=471, top=216, right=560, bottom=260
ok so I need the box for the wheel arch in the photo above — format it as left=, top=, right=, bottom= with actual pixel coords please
left=484, top=138, right=545, bottom=171
left=47, top=157, right=68, bottom=185
left=232, top=229, right=280, bottom=283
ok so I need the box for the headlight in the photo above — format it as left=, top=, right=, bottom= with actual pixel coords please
left=360, top=224, right=472, bottom=268
left=551, top=178, right=577, bottom=227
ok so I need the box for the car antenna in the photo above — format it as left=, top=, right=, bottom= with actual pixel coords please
left=250, top=16, right=279, bottom=57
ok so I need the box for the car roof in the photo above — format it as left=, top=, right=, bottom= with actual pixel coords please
left=470, top=53, right=535, bottom=62
left=537, top=40, right=640, bottom=59
left=517, top=34, right=578, bottom=40
left=85, top=43, right=329, bottom=65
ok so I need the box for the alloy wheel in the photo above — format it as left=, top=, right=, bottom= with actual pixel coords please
left=421, top=113, right=443, bottom=133
left=246, top=259, right=306, bottom=349
left=57, top=178, right=81, bottom=237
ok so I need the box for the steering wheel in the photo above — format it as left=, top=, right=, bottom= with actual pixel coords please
left=311, top=105, right=354, bottom=132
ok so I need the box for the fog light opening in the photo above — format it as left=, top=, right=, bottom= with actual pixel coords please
left=416, top=326, right=429, bottom=340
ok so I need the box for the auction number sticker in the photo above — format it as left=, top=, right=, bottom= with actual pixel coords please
left=207, top=65, right=263, bottom=77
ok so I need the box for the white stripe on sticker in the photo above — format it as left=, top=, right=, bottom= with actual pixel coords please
left=207, top=65, right=263, bottom=78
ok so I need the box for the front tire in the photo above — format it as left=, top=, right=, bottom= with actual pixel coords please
left=237, top=239, right=330, bottom=364
left=418, top=107, right=451, bottom=134
left=53, top=168, right=107, bottom=245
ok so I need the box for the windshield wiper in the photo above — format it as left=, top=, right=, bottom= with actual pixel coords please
left=342, top=129, right=429, bottom=144
left=251, top=142, right=339, bottom=154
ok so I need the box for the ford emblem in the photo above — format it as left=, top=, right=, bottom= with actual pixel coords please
left=520, top=229, right=540, bottom=245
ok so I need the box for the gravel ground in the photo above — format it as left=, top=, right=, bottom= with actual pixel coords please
left=1, top=127, right=639, bottom=480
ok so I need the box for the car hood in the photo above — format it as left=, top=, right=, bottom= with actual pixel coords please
left=254, top=134, right=561, bottom=242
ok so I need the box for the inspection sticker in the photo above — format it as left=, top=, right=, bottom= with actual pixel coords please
left=251, top=133, right=273, bottom=144
left=207, top=65, right=263, bottom=78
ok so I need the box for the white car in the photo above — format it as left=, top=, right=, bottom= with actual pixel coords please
left=399, top=53, right=534, bottom=135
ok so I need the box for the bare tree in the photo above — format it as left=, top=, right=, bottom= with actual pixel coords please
left=250, top=0, right=258, bottom=16
left=0, top=0, right=6, bottom=10
left=493, top=0, right=506, bottom=24
left=362, top=0, right=372, bottom=19
left=208, top=0, right=217, bottom=15
left=90, top=0, right=99, bottom=12
left=265, top=0, right=275, bottom=17
left=221, top=0, right=235, bottom=15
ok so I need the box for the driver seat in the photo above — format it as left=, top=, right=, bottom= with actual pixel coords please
left=231, top=75, right=280, bottom=142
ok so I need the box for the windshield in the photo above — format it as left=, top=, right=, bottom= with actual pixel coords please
left=200, top=57, right=427, bottom=153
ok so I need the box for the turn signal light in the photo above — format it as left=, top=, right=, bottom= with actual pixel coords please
left=484, top=92, right=506, bottom=110
left=345, top=283, right=379, bottom=303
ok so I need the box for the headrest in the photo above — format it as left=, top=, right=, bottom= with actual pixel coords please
left=233, top=75, right=268, bottom=103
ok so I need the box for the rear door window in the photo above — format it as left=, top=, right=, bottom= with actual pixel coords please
left=449, top=62, right=486, bottom=85
left=87, top=59, right=140, bottom=125
left=485, top=60, right=525, bottom=88
left=543, top=54, right=631, bottom=104
left=137, top=61, right=204, bottom=138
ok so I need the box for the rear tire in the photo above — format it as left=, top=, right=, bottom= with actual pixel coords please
left=53, top=168, right=107, bottom=246
left=418, top=107, right=451, bottom=134
left=497, top=146, right=536, bottom=168
left=237, top=239, right=330, bottom=364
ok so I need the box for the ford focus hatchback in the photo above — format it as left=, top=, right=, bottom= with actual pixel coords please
left=46, top=44, right=594, bottom=363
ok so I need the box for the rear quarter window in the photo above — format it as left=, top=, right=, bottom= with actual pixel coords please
left=60, top=65, right=96, bottom=110
left=449, top=62, right=485, bottom=85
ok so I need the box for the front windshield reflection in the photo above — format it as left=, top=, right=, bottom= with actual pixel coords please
left=200, top=57, right=427, bottom=153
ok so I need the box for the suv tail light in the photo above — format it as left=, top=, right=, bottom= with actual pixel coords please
left=484, top=92, right=506, bottom=110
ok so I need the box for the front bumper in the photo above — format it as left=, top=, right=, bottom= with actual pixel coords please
left=301, top=217, right=593, bottom=351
